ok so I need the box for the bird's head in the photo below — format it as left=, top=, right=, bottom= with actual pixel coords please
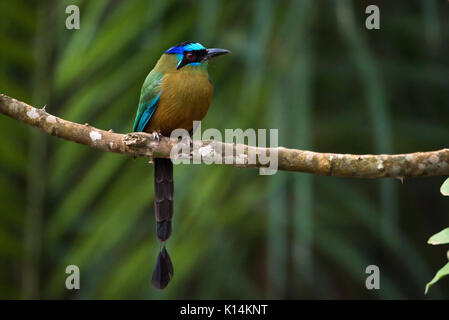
left=164, top=41, right=230, bottom=70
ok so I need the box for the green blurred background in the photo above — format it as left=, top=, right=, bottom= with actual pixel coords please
left=0, top=0, right=448, bottom=299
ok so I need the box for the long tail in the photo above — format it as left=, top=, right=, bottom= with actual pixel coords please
left=151, top=158, right=174, bottom=289
left=152, top=245, right=173, bottom=290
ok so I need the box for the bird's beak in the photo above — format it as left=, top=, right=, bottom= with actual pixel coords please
left=204, top=48, right=231, bottom=61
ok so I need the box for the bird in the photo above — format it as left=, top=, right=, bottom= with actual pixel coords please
left=132, top=41, right=230, bottom=289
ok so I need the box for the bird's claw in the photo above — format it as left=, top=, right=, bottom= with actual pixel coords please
left=152, top=131, right=162, bottom=141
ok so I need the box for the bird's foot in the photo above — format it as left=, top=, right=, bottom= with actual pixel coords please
left=151, top=131, right=163, bottom=141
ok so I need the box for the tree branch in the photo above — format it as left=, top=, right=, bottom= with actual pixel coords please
left=1, top=93, right=448, bottom=178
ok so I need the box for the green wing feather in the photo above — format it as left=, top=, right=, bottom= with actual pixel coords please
left=133, top=71, right=164, bottom=132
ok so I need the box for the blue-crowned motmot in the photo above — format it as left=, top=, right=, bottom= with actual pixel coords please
left=132, top=41, right=230, bottom=289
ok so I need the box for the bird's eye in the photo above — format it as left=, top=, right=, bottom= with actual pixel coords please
left=186, top=52, right=195, bottom=61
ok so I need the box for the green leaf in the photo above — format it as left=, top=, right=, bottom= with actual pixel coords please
left=425, top=262, right=449, bottom=294
left=441, top=178, right=449, bottom=196
left=428, top=228, right=449, bottom=245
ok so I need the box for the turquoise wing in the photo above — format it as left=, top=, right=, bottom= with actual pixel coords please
left=133, top=71, right=163, bottom=132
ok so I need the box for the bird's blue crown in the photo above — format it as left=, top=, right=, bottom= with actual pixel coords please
left=165, top=41, right=206, bottom=54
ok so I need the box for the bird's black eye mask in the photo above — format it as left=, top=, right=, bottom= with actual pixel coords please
left=177, top=49, right=207, bottom=69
